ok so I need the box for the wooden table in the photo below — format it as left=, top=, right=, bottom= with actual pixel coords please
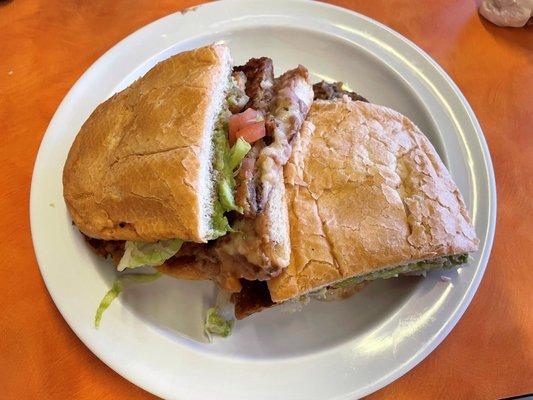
left=1, top=0, right=531, bottom=398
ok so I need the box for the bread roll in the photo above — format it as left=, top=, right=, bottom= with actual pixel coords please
left=268, top=99, right=479, bottom=302
left=63, top=44, right=233, bottom=242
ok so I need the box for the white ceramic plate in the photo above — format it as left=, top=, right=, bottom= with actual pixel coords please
left=30, top=1, right=496, bottom=399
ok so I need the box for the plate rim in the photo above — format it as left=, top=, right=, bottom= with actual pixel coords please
left=30, top=1, right=497, bottom=399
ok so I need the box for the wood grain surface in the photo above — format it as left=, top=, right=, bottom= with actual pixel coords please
left=0, top=0, right=531, bottom=399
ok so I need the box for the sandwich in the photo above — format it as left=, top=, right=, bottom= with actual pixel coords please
left=231, top=97, right=479, bottom=319
left=63, top=43, right=314, bottom=321
left=63, top=42, right=479, bottom=336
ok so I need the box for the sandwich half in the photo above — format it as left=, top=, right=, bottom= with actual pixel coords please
left=64, top=44, right=313, bottom=294
left=156, top=57, right=314, bottom=291
left=232, top=97, right=479, bottom=318
left=64, top=44, right=236, bottom=243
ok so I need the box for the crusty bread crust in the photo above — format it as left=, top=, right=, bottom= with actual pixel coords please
left=255, top=163, right=291, bottom=269
left=268, top=99, right=479, bottom=302
left=63, top=44, right=232, bottom=242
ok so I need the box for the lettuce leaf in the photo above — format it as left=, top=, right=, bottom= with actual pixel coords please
left=204, top=307, right=234, bottom=340
left=229, top=138, right=251, bottom=171
left=213, top=125, right=240, bottom=213
left=209, top=112, right=251, bottom=239
left=204, top=290, right=235, bottom=341
left=118, top=239, right=183, bottom=271
left=209, top=201, right=233, bottom=239
left=94, top=272, right=162, bottom=328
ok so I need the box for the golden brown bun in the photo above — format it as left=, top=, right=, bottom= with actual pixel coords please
left=268, top=99, right=479, bottom=302
left=63, top=44, right=232, bottom=242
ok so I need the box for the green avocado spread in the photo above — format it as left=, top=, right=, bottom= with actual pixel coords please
left=330, top=253, right=469, bottom=289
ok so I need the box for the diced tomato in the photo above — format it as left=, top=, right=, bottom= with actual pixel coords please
left=235, top=121, right=266, bottom=144
left=229, top=108, right=261, bottom=145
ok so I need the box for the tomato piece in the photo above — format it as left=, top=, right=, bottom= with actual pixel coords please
left=229, top=108, right=260, bottom=144
left=235, top=121, right=266, bottom=144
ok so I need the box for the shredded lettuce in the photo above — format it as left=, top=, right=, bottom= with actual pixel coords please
left=218, top=178, right=237, bottom=212
left=213, top=125, right=240, bottom=213
left=94, top=280, right=123, bottom=328
left=117, top=239, right=183, bottom=271
left=210, top=201, right=233, bottom=239
left=204, top=307, right=234, bottom=340
left=229, top=138, right=251, bottom=171
left=209, top=110, right=251, bottom=239
left=94, top=272, right=162, bottom=328
left=204, top=290, right=235, bottom=341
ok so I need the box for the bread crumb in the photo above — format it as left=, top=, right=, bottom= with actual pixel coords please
left=49, top=203, right=55, bottom=208
left=440, top=275, right=452, bottom=282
